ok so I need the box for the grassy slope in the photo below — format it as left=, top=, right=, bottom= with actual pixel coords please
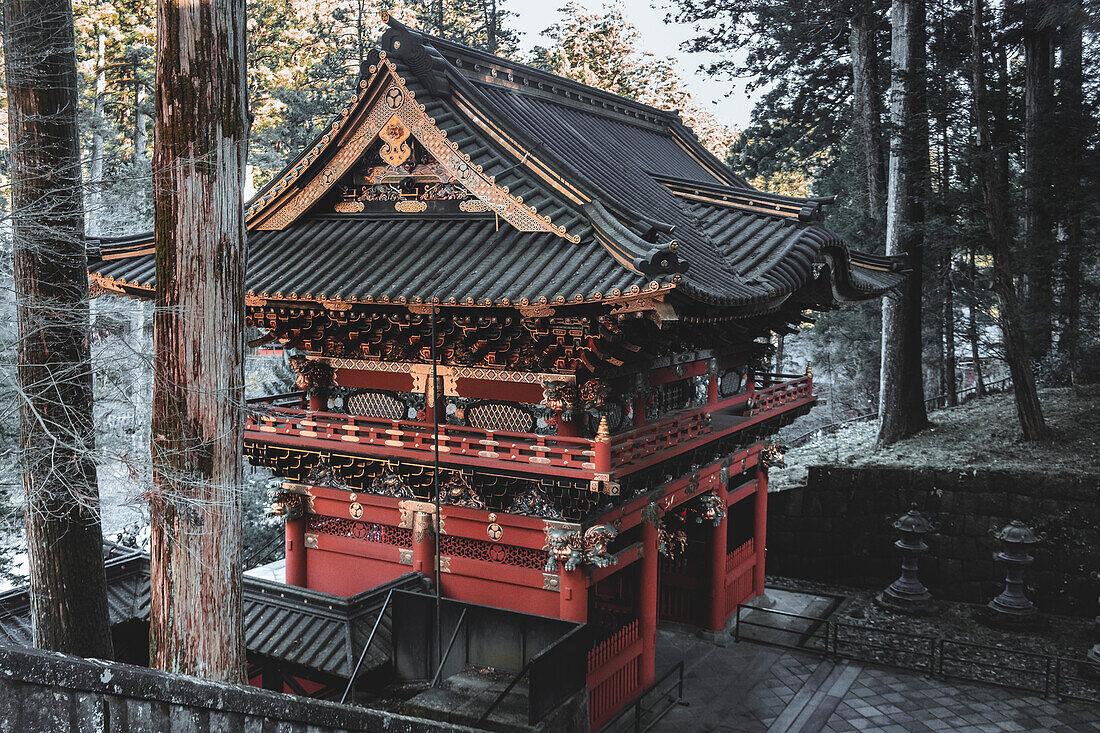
left=772, top=385, right=1100, bottom=491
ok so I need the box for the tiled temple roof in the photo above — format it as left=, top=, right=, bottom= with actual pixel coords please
left=89, top=17, right=904, bottom=316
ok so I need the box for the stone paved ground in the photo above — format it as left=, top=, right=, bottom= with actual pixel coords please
left=656, top=637, right=1100, bottom=732
left=653, top=589, right=1100, bottom=733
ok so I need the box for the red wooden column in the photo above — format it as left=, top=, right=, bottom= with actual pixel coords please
left=639, top=507, right=659, bottom=688
left=556, top=417, right=581, bottom=437
left=284, top=516, right=307, bottom=587
left=412, top=511, right=437, bottom=586
left=308, top=386, right=328, bottom=412
left=753, top=464, right=769, bottom=597
left=707, top=360, right=719, bottom=404
left=633, top=394, right=647, bottom=427
left=707, top=485, right=730, bottom=631
left=559, top=568, right=588, bottom=623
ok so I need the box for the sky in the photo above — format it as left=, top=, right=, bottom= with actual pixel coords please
left=507, top=1, right=757, bottom=131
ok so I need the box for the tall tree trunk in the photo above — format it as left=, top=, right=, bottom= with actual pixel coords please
left=970, top=0, right=1049, bottom=440
left=944, top=255, right=958, bottom=406
left=938, top=92, right=957, bottom=407
left=1058, top=2, right=1083, bottom=387
left=1020, top=0, right=1055, bottom=358
left=967, top=244, right=986, bottom=396
left=134, top=73, right=148, bottom=161
left=851, top=3, right=886, bottom=226
left=877, top=0, right=930, bottom=446
left=3, top=0, right=114, bottom=659
left=150, top=0, right=249, bottom=681
left=89, top=33, right=107, bottom=235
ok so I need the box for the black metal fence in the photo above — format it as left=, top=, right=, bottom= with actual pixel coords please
left=734, top=604, right=1100, bottom=705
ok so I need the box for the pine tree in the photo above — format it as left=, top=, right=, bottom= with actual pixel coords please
left=877, top=0, right=930, bottom=446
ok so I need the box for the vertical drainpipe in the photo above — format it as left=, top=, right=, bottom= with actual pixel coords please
left=639, top=506, right=659, bottom=689
left=558, top=567, right=588, bottom=624
left=707, top=481, right=730, bottom=632
left=284, top=514, right=307, bottom=587
left=753, top=459, right=769, bottom=598
left=413, top=510, right=437, bottom=586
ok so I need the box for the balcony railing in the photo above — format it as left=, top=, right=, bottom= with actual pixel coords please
left=245, top=374, right=815, bottom=482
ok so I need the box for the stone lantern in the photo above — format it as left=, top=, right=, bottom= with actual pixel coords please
left=879, top=503, right=934, bottom=615
left=986, top=520, right=1042, bottom=625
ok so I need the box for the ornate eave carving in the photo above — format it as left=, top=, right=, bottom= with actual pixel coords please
left=248, top=56, right=578, bottom=242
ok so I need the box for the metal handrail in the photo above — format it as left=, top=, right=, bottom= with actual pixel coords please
left=429, top=607, right=468, bottom=688
left=339, top=588, right=393, bottom=704
left=475, top=656, right=534, bottom=727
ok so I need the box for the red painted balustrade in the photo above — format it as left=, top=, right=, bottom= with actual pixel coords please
left=245, top=375, right=814, bottom=482
left=587, top=620, right=642, bottom=731
left=246, top=407, right=597, bottom=480
left=750, top=375, right=814, bottom=413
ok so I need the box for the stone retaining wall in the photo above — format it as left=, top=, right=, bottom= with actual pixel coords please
left=0, top=642, right=472, bottom=732
left=767, top=466, right=1099, bottom=616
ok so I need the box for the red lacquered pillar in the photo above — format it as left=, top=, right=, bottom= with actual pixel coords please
left=412, top=511, right=437, bottom=586
left=707, top=363, right=719, bottom=404
left=559, top=568, right=588, bottom=623
left=308, top=386, right=328, bottom=412
left=633, top=394, right=647, bottom=427
left=640, top=511, right=659, bottom=688
left=707, top=489, right=729, bottom=631
left=556, top=416, right=581, bottom=437
left=753, top=462, right=768, bottom=597
left=285, top=516, right=307, bottom=587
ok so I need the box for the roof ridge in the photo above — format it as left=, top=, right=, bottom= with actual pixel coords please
left=384, top=15, right=682, bottom=128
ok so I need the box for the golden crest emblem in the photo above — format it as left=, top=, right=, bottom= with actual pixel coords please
left=349, top=502, right=364, bottom=519
left=487, top=522, right=503, bottom=541
left=378, top=114, right=411, bottom=166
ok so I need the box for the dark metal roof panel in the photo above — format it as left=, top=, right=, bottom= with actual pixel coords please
left=93, top=216, right=650, bottom=303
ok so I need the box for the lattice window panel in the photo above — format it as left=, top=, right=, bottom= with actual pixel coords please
left=346, top=389, right=406, bottom=420
left=659, top=380, right=693, bottom=413
left=438, top=535, right=546, bottom=570
left=307, top=514, right=413, bottom=546
left=719, top=369, right=743, bottom=397
left=466, top=401, right=536, bottom=433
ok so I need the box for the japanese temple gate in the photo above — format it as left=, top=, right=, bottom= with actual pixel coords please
left=90, top=16, right=904, bottom=730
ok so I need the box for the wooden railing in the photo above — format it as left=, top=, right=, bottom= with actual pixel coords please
left=610, top=407, right=716, bottom=470
left=246, top=406, right=597, bottom=480
left=246, top=374, right=814, bottom=482
left=724, top=539, right=756, bottom=616
left=750, top=375, right=813, bottom=413
left=587, top=620, right=642, bottom=731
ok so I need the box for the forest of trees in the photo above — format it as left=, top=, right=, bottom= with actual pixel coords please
left=14, top=0, right=1089, bottom=433
left=668, top=0, right=1097, bottom=443
left=0, top=0, right=1096, bottom=677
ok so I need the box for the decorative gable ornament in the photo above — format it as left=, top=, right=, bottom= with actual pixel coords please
left=251, top=64, right=578, bottom=242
